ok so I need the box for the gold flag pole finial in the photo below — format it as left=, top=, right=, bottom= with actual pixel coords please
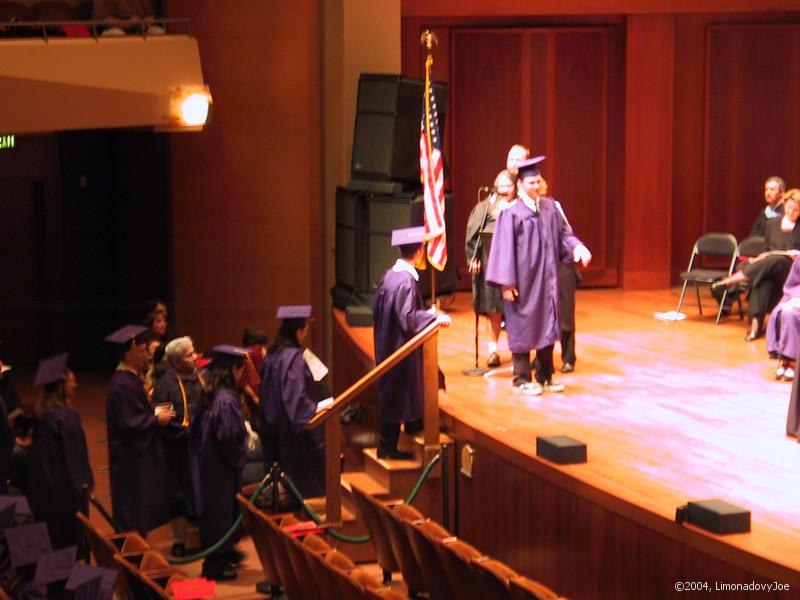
left=420, top=30, right=438, bottom=53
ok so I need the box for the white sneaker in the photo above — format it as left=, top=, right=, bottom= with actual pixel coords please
left=543, top=380, right=565, bottom=393
left=513, top=382, right=542, bottom=396
left=783, top=367, right=795, bottom=381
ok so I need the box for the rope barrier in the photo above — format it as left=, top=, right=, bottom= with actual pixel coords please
left=282, top=451, right=442, bottom=544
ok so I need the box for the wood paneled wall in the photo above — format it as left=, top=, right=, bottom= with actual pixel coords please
left=407, top=25, right=624, bottom=288
left=454, top=437, right=800, bottom=599
left=166, top=1, right=324, bottom=352
left=403, top=9, right=800, bottom=287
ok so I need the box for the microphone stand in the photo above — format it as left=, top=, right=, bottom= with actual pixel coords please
left=462, top=187, right=494, bottom=377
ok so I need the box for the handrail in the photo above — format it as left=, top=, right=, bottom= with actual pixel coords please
left=305, top=319, right=440, bottom=429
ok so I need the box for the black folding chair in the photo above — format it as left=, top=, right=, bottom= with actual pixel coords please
left=676, top=232, right=738, bottom=324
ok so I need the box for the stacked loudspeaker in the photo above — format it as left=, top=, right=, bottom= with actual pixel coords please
left=332, top=74, right=458, bottom=310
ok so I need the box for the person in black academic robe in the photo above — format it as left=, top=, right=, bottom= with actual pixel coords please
left=715, top=192, right=800, bottom=340
left=152, top=336, right=205, bottom=557
left=192, top=345, right=248, bottom=581
left=465, top=170, right=517, bottom=368
left=259, top=307, right=327, bottom=499
left=105, top=325, right=174, bottom=536
left=373, top=228, right=450, bottom=458
left=27, top=362, right=94, bottom=550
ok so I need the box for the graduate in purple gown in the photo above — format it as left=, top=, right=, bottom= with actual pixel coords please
left=152, top=336, right=205, bottom=557
left=373, top=227, right=451, bottom=459
left=259, top=305, right=328, bottom=498
left=105, top=325, right=174, bottom=536
left=486, top=156, right=591, bottom=395
left=767, top=257, right=800, bottom=382
left=193, top=345, right=248, bottom=581
left=26, top=354, right=94, bottom=550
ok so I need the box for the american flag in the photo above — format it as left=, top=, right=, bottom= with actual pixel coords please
left=420, top=80, right=447, bottom=271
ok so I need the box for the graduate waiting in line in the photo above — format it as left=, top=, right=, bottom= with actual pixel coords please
left=373, top=226, right=451, bottom=460
left=259, top=305, right=331, bottom=500
left=26, top=353, right=94, bottom=550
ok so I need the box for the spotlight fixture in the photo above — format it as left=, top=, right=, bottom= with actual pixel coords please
left=168, top=85, right=212, bottom=129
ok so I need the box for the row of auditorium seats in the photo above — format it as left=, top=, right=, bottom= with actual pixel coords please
left=0, top=1, right=92, bottom=23
left=239, top=486, right=565, bottom=600
left=76, top=511, right=186, bottom=600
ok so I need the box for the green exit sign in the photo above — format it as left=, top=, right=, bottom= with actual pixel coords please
left=0, top=135, right=15, bottom=150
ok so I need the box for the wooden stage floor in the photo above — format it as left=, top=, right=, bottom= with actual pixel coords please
left=432, top=287, right=800, bottom=581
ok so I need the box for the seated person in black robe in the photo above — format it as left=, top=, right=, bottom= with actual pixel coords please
left=715, top=191, right=800, bottom=340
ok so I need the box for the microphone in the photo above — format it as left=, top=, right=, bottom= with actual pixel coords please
left=479, top=186, right=497, bottom=193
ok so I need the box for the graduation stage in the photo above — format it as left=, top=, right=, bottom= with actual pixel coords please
left=65, top=287, right=800, bottom=597
left=335, top=287, right=800, bottom=598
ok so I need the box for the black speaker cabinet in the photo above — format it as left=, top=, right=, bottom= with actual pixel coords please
left=351, top=74, right=448, bottom=185
left=334, top=186, right=458, bottom=306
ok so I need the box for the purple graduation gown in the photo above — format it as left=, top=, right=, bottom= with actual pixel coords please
left=767, top=258, right=800, bottom=360
left=259, top=347, right=325, bottom=498
left=26, top=405, right=94, bottom=549
left=192, top=388, right=246, bottom=556
left=373, top=267, right=436, bottom=424
left=106, top=370, right=169, bottom=534
left=486, top=196, right=581, bottom=353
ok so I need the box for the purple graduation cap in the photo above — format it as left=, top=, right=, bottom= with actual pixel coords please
left=65, top=564, right=117, bottom=600
left=516, top=155, right=546, bottom=178
left=104, top=325, right=148, bottom=346
left=276, top=305, right=312, bottom=320
left=390, top=226, right=426, bottom=247
left=209, top=345, right=249, bottom=359
left=33, top=546, right=77, bottom=586
left=33, top=353, right=69, bottom=387
left=5, top=522, right=52, bottom=568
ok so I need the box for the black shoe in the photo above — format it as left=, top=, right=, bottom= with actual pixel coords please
left=486, top=352, right=501, bottom=368
left=560, top=362, right=574, bottom=373
left=202, top=564, right=237, bottom=581
left=225, top=547, right=247, bottom=565
left=377, top=448, right=414, bottom=460
left=170, top=543, right=186, bottom=557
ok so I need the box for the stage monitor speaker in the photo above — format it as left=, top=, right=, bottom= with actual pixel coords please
left=365, top=192, right=458, bottom=299
left=334, top=187, right=458, bottom=306
left=351, top=74, right=447, bottom=185
left=335, top=187, right=365, bottom=291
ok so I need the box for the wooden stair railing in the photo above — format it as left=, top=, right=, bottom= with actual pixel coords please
left=305, top=320, right=441, bottom=525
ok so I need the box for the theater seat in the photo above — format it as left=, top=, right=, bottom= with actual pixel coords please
left=350, top=483, right=399, bottom=583
left=304, top=545, right=343, bottom=600
left=377, top=503, right=428, bottom=598
left=325, top=549, right=367, bottom=600
left=32, top=1, right=74, bottom=20
left=76, top=511, right=145, bottom=600
left=113, top=553, right=174, bottom=600
left=236, top=494, right=283, bottom=597
left=405, top=519, right=454, bottom=600
left=283, top=532, right=324, bottom=600
left=509, top=575, right=561, bottom=600
left=0, top=2, right=32, bottom=34
left=435, top=538, right=485, bottom=600
left=471, top=557, right=519, bottom=600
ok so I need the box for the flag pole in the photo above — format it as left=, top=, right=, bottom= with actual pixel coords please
left=421, top=30, right=438, bottom=310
